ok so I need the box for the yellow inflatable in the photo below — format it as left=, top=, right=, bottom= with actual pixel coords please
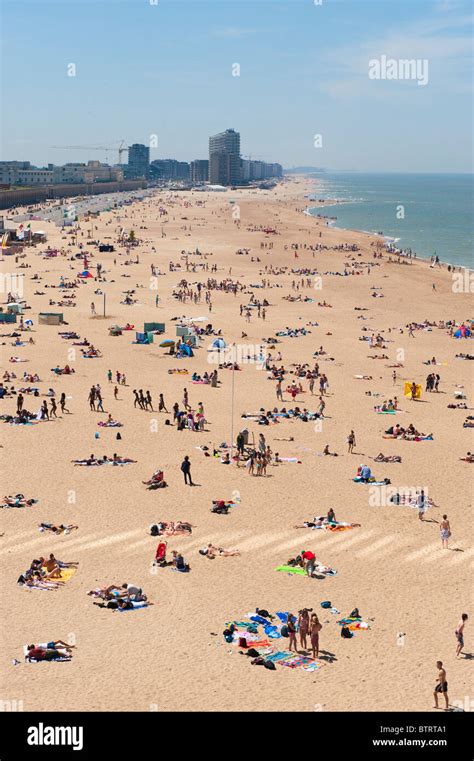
left=404, top=382, right=422, bottom=399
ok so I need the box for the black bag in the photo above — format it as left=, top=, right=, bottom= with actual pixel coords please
left=246, top=648, right=260, bottom=658
left=264, top=660, right=276, bottom=670
left=341, top=626, right=353, bottom=639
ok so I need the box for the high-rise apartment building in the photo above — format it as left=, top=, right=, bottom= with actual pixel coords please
left=190, top=159, right=209, bottom=183
left=126, top=144, right=150, bottom=179
left=209, top=129, right=241, bottom=186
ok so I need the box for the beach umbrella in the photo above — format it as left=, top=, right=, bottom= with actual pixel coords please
left=159, top=339, right=175, bottom=347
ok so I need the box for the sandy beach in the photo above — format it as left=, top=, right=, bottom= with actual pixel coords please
left=1, top=176, right=472, bottom=713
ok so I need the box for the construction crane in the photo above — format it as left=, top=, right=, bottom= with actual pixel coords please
left=50, top=140, right=129, bottom=165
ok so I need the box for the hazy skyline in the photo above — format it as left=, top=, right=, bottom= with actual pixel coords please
left=1, top=0, right=472, bottom=172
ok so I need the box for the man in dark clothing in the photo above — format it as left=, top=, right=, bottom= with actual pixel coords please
left=181, top=455, right=194, bottom=485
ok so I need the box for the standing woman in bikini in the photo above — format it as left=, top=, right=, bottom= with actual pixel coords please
left=298, top=609, right=310, bottom=651
left=287, top=613, right=298, bottom=653
left=309, top=613, right=322, bottom=659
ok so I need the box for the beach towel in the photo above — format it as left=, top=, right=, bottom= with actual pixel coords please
left=326, top=524, right=354, bottom=532
left=264, top=651, right=294, bottom=663
left=250, top=614, right=275, bottom=627
left=43, top=567, right=76, bottom=583
left=353, top=478, right=387, bottom=486
left=275, top=565, right=306, bottom=575
left=276, top=611, right=296, bottom=624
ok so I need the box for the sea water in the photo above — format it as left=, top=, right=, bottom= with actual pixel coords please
left=307, top=173, right=473, bottom=269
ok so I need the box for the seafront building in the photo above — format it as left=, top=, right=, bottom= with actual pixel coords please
left=126, top=144, right=150, bottom=179
left=209, top=129, right=241, bottom=186
left=0, top=160, right=123, bottom=186
left=150, top=159, right=190, bottom=181
left=190, top=159, right=209, bottom=183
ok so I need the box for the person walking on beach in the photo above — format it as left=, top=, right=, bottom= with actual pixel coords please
left=392, top=370, right=397, bottom=385
left=455, top=614, right=468, bottom=658
left=276, top=378, right=283, bottom=401
left=183, top=388, right=190, bottom=411
left=318, top=396, right=326, bottom=417
left=88, top=386, right=96, bottom=411
left=416, top=489, right=426, bottom=521
left=433, top=661, right=449, bottom=710
left=408, top=324, right=415, bottom=338
left=158, top=393, right=168, bottom=413
left=91, top=302, right=96, bottom=316
left=181, top=455, right=194, bottom=486
left=60, top=393, right=69, bottom=414
left=310, top=613, right=322, bottom=659
left=440, top=515, right=451, bottom=549
left=347, top=429, right=356, bottom=453
left=50, top=398, right=57, bottom=418
left=96, top=390, right=104, bottom=413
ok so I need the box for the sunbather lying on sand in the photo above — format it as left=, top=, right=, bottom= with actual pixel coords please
left=374, top=453, right=402, bottom=463
left=26, top=643, right=73, bottom=661
left=39, top=523, right=78, bottom=534
left=150, top=521, right=193, bottom=536
left=17, top=572, right=64, bottom=589
left=199, top=543, right=241, bottom=558
left=1, top=494, right=38, bottom=508
left=88, top=582, right=147, bottom=602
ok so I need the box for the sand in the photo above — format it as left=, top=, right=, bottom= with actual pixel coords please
left=1, top=177, right=472, bottom=712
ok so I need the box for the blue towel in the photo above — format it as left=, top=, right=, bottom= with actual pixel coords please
left=276, top=611, right=296, bottom=624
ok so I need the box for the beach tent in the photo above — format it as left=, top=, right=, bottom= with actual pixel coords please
left=211, top=338, right=227, bottom=349
left=39, top=312, right=64, bottom=326
left=178, top=344, right=194, bottom=357
left=403, top=382, right=422, bottom=399
left=78, top=270, right=93, bottom=279
left=453, top=326, right=472, bottom=338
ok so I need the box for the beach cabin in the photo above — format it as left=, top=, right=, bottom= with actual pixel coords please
left=39, top=312, right=64, bottom=326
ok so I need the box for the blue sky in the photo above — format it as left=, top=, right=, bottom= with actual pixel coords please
left=1, top=0, right=472, bottom=172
